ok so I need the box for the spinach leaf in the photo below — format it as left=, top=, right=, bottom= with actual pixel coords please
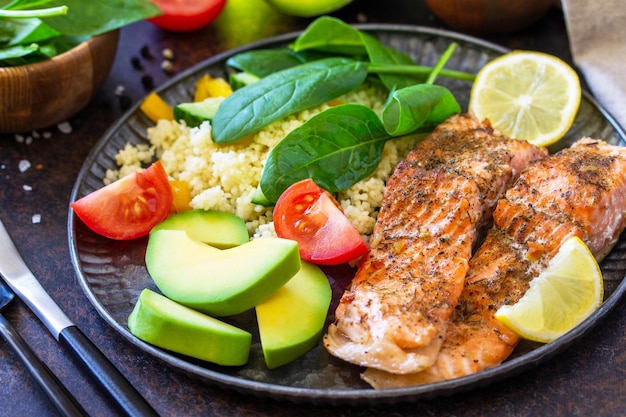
left=226, top=48, right=328, bottom=77
left=290, top=16, right=367, bottom=56
left=381, top=84, right=460, bottom=136
left=290, top=16, right=459, bottom=89
left=359, top=31, right=425, bottom=90
left=0, top=41, right=36, bottom=61
left=211, top=57, right=369, bottom=144
left=1, top=18, right=59, bottom=46
left=3, top=0, right=160, bottom=37
left=259, top=104, right=391, bottom=203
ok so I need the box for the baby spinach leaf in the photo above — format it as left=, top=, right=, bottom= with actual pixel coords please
left=0, top=18, right=59, bottom=46
left=290, top=16, right=367, bottom=56
left=226, top=48, right=327, bottom=77
left=3, top=0, right=160, bottom=37
left=381, top=84, right=460, bottom=136
left=211, top=57, right=369, bottom=144
left=0, top=42, right=36, bottom=61
left=359, top=31, right=425, bottom=90
left=259, top=104, right=391, bottom=203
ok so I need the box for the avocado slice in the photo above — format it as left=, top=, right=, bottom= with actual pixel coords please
left=256, top=260, right=331, bottom=368
left=128, top=289, right=251, bottom=366
left=145, top=230, right=301, bottom=316
left=151, top=209, right=249, bottom=249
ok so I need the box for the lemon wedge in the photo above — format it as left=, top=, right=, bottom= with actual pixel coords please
left=495, top=236, right=603, bottom=343
left=469, top=50, right=582, bottom=147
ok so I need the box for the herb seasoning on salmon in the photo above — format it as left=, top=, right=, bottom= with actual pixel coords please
left=324, top=113, right=547, bottom=374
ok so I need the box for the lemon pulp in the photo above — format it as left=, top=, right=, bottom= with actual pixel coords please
left=495, top=236, right=603, bottom=343
left=469, top=50, right=581, bottom=147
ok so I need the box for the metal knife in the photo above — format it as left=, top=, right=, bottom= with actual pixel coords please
left=0, top=219, right=159, bottom=417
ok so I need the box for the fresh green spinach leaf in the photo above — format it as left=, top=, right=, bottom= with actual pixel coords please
left=0, top=0, right=159, bottom=65
left=4, top=0, right=161, bottom=37
left=381, top=84, right=460, bottom=136
left=259, top=104, right=391, bottom=203
left=359, top=31, right=424, bottom=90
left=0, top=41, right=36, bottom=60
left=226, top=48, right=328, bottom=77
left=211, top=57, right=369, bottom=144
left=290, top=16, right=367, bottom=56
left=1, top=18, right=58, bottom=46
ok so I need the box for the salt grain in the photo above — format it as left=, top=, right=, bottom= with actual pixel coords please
left=32, top=214, right=41, bottom=224
left=14, top=134, right=24, bottom=143
left=114, top=85, right=126, bottom=96
left=162, top=48, right=174, bottom=60
left=57, top=121, right=72, bottom=134
left=18, top=159, right=31, bottom=172
left=161, top=60, right=174, bottom=74
left=42, top=131, right=52, bottom=139
left=23, top=184, right=32, bottom=191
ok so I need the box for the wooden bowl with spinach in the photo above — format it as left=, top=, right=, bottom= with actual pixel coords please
left=0, top=0, right=161, bottom=134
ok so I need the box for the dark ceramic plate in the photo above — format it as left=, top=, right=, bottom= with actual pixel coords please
left=68, top=24, right=626, bottom=405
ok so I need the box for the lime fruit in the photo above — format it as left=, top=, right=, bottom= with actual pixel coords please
left=469, top=50, right=581, bottom=147
left=264, top=0, right=352, bottom=17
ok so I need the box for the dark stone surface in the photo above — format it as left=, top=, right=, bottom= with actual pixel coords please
left=1, top=2, right=624, bottom=416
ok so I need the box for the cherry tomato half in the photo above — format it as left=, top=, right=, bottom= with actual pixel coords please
left=71, top=161, right=173, bottom=240
left=148, top=0, right=226, bottom=32
left=273, top=178, right=368, bottom=265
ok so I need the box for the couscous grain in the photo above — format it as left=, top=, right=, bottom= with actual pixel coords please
left=106, top=83, right=421, bottom=240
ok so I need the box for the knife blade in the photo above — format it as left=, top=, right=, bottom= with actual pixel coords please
left=0, top=219, right=159, bottom=417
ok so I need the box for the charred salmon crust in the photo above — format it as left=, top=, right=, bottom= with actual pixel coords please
left=324, top=113, right=547, bottom=374
left=364, top=138, right=626, bottom=388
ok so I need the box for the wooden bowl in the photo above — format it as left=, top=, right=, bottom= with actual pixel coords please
left=424, top=0, right=556, bottom=35
left=0, top=30, right=119, bottom=134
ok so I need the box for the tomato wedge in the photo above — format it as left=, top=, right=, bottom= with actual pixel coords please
left=71, top=161, right=173, bottom=240
left=148, top=0, right=226, bottom=32
left=273, top=179, right=368, bottom=265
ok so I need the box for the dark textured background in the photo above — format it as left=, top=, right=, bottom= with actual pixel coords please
left=2, top=1, right=625, bottom=416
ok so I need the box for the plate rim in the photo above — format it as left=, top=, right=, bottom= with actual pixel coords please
left=67, top=23, right=626, bottom=405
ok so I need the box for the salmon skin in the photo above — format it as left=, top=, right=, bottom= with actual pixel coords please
left=323, top=113, right=547, bottom=374
left=364, top=138, right=626, bottom=388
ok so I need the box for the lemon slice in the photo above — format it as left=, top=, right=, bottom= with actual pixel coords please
left=469, top=50, right=581, bottom=147
left=495, top=237, right=603, bottom=343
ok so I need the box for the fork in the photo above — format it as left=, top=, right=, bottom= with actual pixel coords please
left=0, top=279, right=88, bottom=417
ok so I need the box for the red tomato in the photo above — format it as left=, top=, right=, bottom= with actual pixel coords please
left=148, top=0, right=226, bottom=32
left=273, top=179, right=368, bottom=265
left=71, top=161, right=173, bottom=240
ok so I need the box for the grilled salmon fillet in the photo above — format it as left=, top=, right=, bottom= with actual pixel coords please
left=364, top=138, right=626, bottom=388
left=324, top=113, right=547, bottom=374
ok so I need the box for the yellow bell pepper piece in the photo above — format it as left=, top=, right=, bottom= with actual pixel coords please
left=194, top=74, right=233, bottom=102
left=169, top=179, right=193, bottom=214
left=140, top=92, right=173, bottom=123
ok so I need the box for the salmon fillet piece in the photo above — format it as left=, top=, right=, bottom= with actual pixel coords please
left=364, top=138, right=626, bottom=387
left=323, top=113, right=547, bottom=374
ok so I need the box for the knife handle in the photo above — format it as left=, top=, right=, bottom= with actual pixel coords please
left=0, top=315, right=88, bottom=417
left=59, top=325, right=159, bottom=417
